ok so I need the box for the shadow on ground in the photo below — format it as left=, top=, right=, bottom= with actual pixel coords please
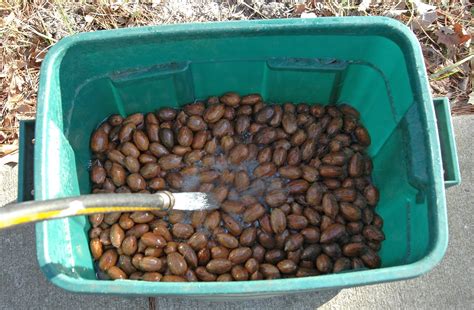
left=153, top=290, right=340, bottom=309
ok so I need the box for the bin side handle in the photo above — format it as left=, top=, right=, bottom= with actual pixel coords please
left=18, top=119, right=35, bottom=202
left=433, top=97, right=461, bottom=188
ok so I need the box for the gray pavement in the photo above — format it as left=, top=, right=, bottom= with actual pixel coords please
left=0, top=115, right=472, bottom=310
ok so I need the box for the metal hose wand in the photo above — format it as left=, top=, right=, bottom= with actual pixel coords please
left=0, top=191, right=217, bottom=229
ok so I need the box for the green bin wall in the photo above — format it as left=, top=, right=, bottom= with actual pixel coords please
left=34, top=17, right=448, bottom=296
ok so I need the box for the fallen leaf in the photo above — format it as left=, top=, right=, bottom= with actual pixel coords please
left=2, top=115, right=13, bottom=128
left=0, top=131, right=6, bottom=144
left=301, top=12, right=317, bottom=18
left=453, top=23, right=463, bottom=33
left=12, top=74, right=25, bottom=92
left=358, top=0, right=372, bottom=12
left=313, top=2, right=324, bottom=12
left=384, top=9, right=408, bottom=18
left=4, top=12, right=16, bottom=25
left=85, top=15, right=94, bottom=23
left=437, top=26, right=459, bottom=51
left=430, top=78, right=449, bottom=94
left=412, top=0, right=436, bottom=15
left=6, top=132, right=18, bottom=144
left=410, top=11, right=437, bottom=30
left=452, top=104, right=474, bottom=115
left=453, top=23, right=471, bottom=45
left=0, top=144, right=18, bottom=157
left=437, top=24, right=472, bottom=53
left=294, top=3, right=305, bottom=15
left=14, top=103, right=33, bottom=113
left=7, top=93, right=23, bottom=103
left=458, top=77, right=469, bottom=92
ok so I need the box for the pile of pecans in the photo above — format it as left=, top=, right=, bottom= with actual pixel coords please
left=88, top=92, right=384, bottom=282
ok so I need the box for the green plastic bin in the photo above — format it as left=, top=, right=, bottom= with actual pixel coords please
left=24, top=17, right=460, bottom=297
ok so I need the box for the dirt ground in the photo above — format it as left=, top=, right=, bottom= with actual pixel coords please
left=0, top=0, right=472, bottom=155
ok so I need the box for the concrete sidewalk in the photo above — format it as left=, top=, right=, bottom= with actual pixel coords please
left=0, top=115, right=472, bottom=310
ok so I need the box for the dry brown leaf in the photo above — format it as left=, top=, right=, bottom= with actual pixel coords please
left=0, top=144, right=18, bottom=157
left=452, top=104, right=474, bottom=115
left=436, top=26, right=459, bottom=51
left=14, top=103, right=33, bottom=114
left=294, top=3, right=306, bottom=15
left=453, top=23, right=472, bottom=45
left=301, top=12, right=317, bottom=18
left=358, top=0, right=373, bottom=12
left=2, top=115, right=13, bottom=128
left=0, top=131, right=6, bottom=144
left=85, top=15, right=94, bottom=23
left=7, top=94, right=23, bottom=103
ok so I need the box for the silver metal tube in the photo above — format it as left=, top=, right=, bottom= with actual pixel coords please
left=0, top=192, right=174, bottom=229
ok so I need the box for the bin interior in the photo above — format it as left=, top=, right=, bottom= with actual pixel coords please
left=38, top=21, right=436, bottom=285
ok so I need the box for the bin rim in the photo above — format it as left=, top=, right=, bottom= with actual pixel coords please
left=35, top=16, right=448, bottom=295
